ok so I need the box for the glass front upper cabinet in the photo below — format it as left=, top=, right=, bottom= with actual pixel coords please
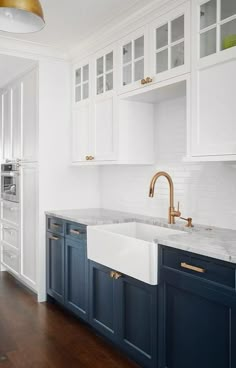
left=155, top=14, right=185, bottom=75
left=122, top=35, right=145, bottom=86
left=199, top=0, right=236, bottom=58
left=75, top=64, right=89, bottom=103
left=96, top=51, right=114, bottom=95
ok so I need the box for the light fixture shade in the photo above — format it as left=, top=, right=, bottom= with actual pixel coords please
left=0, top=0, right=45, bottom=33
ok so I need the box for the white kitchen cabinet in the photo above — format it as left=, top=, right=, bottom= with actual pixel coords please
left=72, top=102, right=91, bottom=162
left=0, top=67, right=38, bottom=163
left=21, top=68, right=38, bottom=163
left=72, top=97, right=117, bottom=163
left=95, top=46, right=115, bottom=96
left=11, top=82, right=21, bottom=161
left=149, top=1, right=190, bottom=84
left=118, top=2, right=190, bottom=95
left=118, top=27, right=148, bottom=94
left=92, top=96, right=117, bottom=161
left=73, top=59, right=90, bottom=105
left=72, top=46, right=117, bottom=164
left=20, top=163, right=38, bottom=290
left=189, top=0, right=236, bottom=160
left=1, top=200, right=20, bottom=227
left=0, top=92, right=3, bottom=162
left=2, top=89, right=11, bottom=161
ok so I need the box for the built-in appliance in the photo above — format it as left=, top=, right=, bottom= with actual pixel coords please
left=1, top=163, right=20, bottom=203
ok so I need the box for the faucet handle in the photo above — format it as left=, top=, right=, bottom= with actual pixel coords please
left=171, top=202, right=181, bottom=219
left=175, top=201, right=181, bottom=217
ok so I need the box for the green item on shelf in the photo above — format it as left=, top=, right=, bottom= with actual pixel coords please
left=223, top=35, right=236, bottom=50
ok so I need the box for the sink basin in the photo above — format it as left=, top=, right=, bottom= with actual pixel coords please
left=87, top=222, right=185, bottom=285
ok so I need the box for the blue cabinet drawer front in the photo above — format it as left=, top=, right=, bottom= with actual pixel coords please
left=65, top=222, right=87, bottom=240
left=161, top=246, right=236, bottom=289
left=47, top=217, right=64, bottom=236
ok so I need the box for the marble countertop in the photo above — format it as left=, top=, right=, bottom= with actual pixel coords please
left=45, top=208, right=236, bottom=264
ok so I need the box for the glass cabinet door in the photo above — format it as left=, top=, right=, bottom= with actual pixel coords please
left=155, top=14, right=185, bottom=75
left=96, top=51, right=114, bottom=95
left=122, top=35, right=145, bottom=86
left=75, top=64, right=89, bottom=103
left=199, top=0, right=236, bottom=58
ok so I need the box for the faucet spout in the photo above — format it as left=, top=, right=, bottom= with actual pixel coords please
left=148, top=171, right=180, bottom=224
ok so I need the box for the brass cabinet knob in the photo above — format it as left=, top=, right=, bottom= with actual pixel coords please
left=85, top=156, right=95, bottom=161
left=141, top=78, right=147, bottom=85
left=145, top=77, right=153, bottom=84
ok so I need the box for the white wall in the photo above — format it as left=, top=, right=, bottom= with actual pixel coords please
left=101, top=96, right=236, bottom=230
left=37, top=60, right=100, bottom=301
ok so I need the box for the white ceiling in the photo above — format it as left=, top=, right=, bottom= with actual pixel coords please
left=0, top=55, right=36, bottom=87
left=0, top=0, right=154, bottom=53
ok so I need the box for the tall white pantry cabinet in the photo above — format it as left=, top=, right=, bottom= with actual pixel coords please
left=0, top=67, right=38, bottom=291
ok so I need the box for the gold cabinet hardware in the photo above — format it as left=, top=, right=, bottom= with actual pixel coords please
left=181, top=262, right=205, bottom=274
left=50, top=236, right=59, bottom=241
left=145, top=77, right=153, bottom=84
left=141, top=78, right=147, bottom=85
left=114, top=272, right=122, bottom=280
left=70, top=229, right=80, bottom=235
left=110, top=271, right=116, bottom=278
left=52, top=223, right=60, bottom=228
left=85, top=156, right=95, bottom=161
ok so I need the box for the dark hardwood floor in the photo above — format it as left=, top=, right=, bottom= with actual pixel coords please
left=0, top=272, right=140, bottom=368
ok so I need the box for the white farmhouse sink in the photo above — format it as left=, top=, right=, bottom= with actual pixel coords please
left=87, top=222, right=184, bottom=285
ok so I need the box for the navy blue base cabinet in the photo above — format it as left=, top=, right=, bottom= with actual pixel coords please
left=65, top=238, right=88, bottom=320
left=46, top=216, right=88, bottom=322
left=159, top=246, right=236, bottom=368
left=89, top=261, right=158, bottom=368
left=46, top=232, right=65, bottom=304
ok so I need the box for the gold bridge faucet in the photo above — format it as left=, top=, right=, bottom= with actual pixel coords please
left=149, top=171, right=181, bottom=225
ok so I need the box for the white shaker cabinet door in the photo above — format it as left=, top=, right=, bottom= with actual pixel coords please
left=92, top=96, right=117, bottom=161
left=2, top=90, right=11, bottom=161
left=191, top=58, right=236, bottom=157
left=12, top=82, right=22, bottom=161
left=0, top=91, right=3, bottom=161
left=21, top=68, right=38, bottom=162
left=72, top=103, right=91, bottom=162
left=20, top=164, right=37, bottom=290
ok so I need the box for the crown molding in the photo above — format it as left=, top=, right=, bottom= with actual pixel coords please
left=69, top=0, right=186, bottom=62
left=0, top=35, right=69, bottom=62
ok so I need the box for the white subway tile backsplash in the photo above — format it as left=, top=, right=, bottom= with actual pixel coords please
left=101, top=96, right=236, bottom=230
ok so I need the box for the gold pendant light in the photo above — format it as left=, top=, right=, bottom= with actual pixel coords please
left=0, top=0, right=45, bottom=33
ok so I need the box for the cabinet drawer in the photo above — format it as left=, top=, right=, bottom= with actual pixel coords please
left=1, top=245, right=19, bottom=274
left=1, top=201, right=20, bottom=226
left=65, top=222, right=87, bottom=240
left=161, top=247, right=236, bottom=289
left=47, top=217, right=64, bottom=236
left=1, top=225, right=19, bottom=249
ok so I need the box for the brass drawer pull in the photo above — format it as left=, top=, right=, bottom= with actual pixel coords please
left=50, top=236, right=59, bottom=241
left=70, top=229, right=80, bottom=235
left=114, top=272, right=122, bottom=280
left=181, top=262, right=205, bottom=274
left=110, top=271, right=116, bottom=278
left=52, top=223, right=61, bottom=228
left=141, top=78, right=147, bottom=85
